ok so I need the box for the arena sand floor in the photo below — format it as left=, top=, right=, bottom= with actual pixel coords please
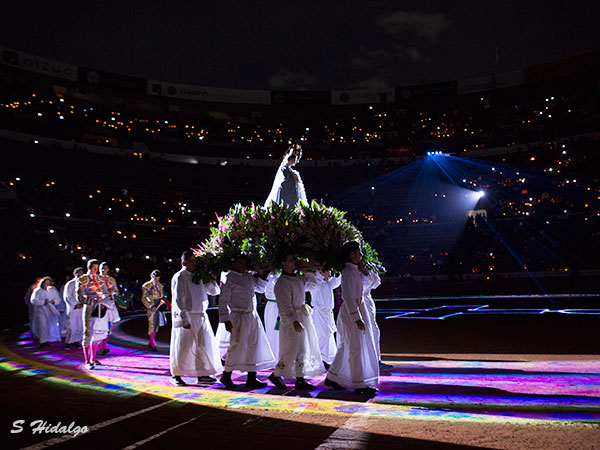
left=3, top=300, right=600, bottom=449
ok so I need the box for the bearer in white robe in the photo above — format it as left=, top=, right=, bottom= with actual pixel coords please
left=268, top=253, right=324, bottom=390
left=325, top=242, right=379, bottom=395
left=170, top=251, right=222, bottom=386
left=359, top=261, right=392, bottom=371
left=30, top=277, right=61, bottom=347
left=63, top=267, right=85, bottom=349
left=219, top=256, right=275, bottom=388
left=263, top=271, right=280, bottom=360
left=307, top=269, right=341, bottom=368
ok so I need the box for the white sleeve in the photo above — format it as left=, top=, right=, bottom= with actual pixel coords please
left=31, top=288, right=47, bottom=306
left=370, top=272, right=381, bottom=290
left=204, top=280, right=220, bottom=296
left=301, top=272, right=318, bottom=292
left=341, top=270, right=363, bottom=321
left=218, top=281, right=232, bottom=323
left=329, top=274, right=342, bottom=290
left=172, top=275, right=190, bottom=328
left=253, top=275, right=268, bottom=294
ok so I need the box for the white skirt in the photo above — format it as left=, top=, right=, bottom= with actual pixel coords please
left=363, top=295, right=381, bottom=359
left=65, top=307, right=84, bottom=344
left=215, top=322, right=231, bottom=360
left=274, top=305, right=325, bottom=379
left=326, top=302, right=379, bottom=389
left=223, top=310, right=275, bottom=372
left=33, top=306, right=61, bottom=344
left=169, top=312, right=223, bottom=377
left=312, top=307, right=337, bottom=364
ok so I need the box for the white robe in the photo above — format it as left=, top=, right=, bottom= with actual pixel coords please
left=48, top=287, right=65, bottom=337
left=30, top=287, right=61, bottom=344
left=169, top=268, right=223, bottom=377
left=219, top=271, right=275, bottom=372
left=63, top=278, right=83, bottom=344
left=263, top=272, right=280, bottom=359
left=327, top=263, right=379, bottom=389
left=362, top=271, right=382, bottom=359
left=307, top=272, right=341, bottom=364
left=215, top=323, right=231, bottom=360
left=54, top=286, right=67, bottom=337
left=273, top=273, right=324, bottom=379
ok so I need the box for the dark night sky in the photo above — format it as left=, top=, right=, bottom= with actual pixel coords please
left=1, top=1, right=599, bottom=90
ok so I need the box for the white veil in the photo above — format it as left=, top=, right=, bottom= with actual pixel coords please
left=264, top=145, right=307, bottom=207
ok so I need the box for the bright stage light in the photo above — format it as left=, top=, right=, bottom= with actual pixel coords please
left=476, top=190, right=485, bottom=199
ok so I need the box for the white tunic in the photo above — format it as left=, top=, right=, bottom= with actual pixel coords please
left=327, top=263, right=379, bottom=389
left=263, top=272, right=280, bottom=359
left=63, top=278, right=83, bottom=344
left=362, top=271, right=382, bottom=359
left=30, top=287, right=61, bottom=344
left=219, top=271, right=275, bottom=372
left=169, top=268, right=223, bottom=377
left=273, top=273, right=324, bottom=379
left=307, top=272, right=341, bottom=364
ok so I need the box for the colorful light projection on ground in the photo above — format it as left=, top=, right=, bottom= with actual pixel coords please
left=2, top=321, right=599, bottom=424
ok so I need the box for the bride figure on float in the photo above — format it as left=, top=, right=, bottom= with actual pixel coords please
left=217, top=144, right=307, bottom=363
left=264, top=144, right=306, bottom=207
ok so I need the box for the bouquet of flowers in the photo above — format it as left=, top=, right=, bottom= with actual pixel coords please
left=192, top=200, right=385, bottom=283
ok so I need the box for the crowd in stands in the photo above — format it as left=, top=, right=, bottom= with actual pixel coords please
left=2, top=61, right=600, bottom=297
left=1, top=66, right=599, bottom=161
left=2, top=133, right=599, bottom=292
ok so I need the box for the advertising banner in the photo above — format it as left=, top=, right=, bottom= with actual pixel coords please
left=457, top=75, right=494, bottom=94
left=331, top=88, right=395, bottom=105
left=0, top=46, right=77, bottom=81
left=148, top=81, right=270, bottom=104
left=494, top=70, right=524, bottom=88
left=78, top=67, right=146, bottom=93
left=395, top=80, right=458, bottom=101
left=270, top=90, right=331, bottom=105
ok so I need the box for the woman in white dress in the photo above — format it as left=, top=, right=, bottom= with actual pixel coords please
left=30, top=277, right=61, bottom=348
left=264, top=144, right=307, bottom=207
